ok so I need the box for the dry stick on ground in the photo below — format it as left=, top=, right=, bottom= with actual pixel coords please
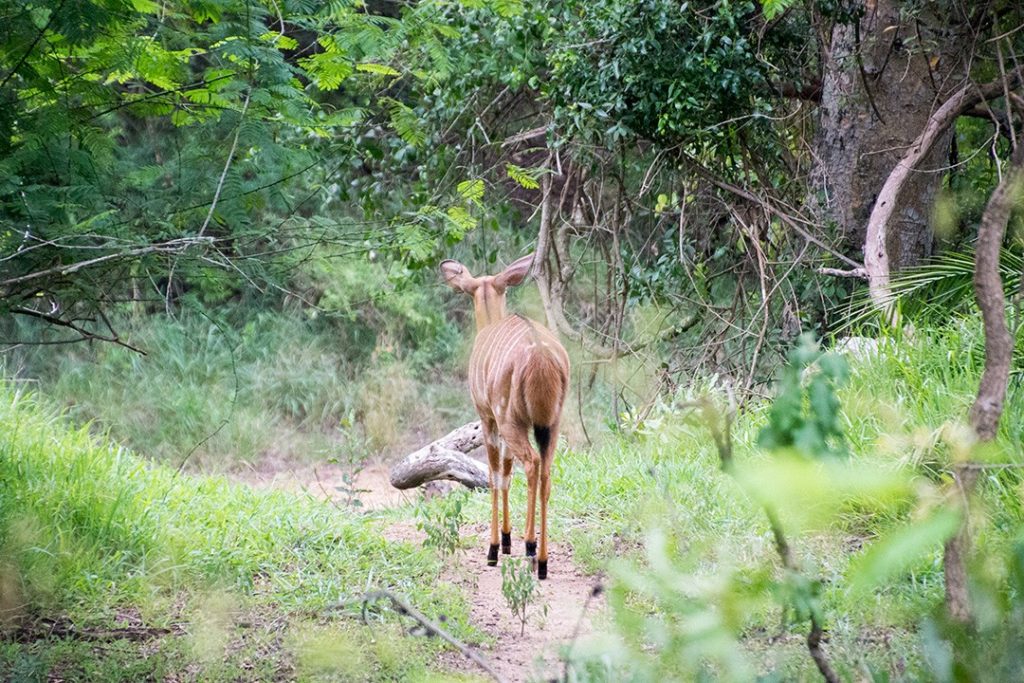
left=683, top=398, right=839, bottom=683
left=944, top=145, right=1024, bottom=624
left=863, top=76, right=1021, bottom=313
left=389, top=421, right=488, bottom=490
left=11, top=618, right=179, bottom=643
left=560, top=582, right=605, bottom=680
left=329, top=590, right=506, bottom=683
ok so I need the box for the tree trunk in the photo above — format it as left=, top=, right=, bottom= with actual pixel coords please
left=944, top=149, right=1023, bottom=624
left=812, top=0, right=969, bottom=268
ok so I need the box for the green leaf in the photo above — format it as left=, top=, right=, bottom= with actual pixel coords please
left=761, top=0, right=796, bottom=20
left=299, top=53, right=355, bottom=91
left=29, top=6, right=51, bottom=28
left=259, top=32, right=298, bottom=50
left=356, top=63, right=401, bottom=77
left=130, top=0, right=161, bottom=12
left=384, top=99, right=426, bottom=148
left=457, top=179, right=484, bottom=204
left=506, top=163, right=540, bottom=190
left=848, top=508, right=961, bottom=595
left=446, top=206, right=478, bottom=237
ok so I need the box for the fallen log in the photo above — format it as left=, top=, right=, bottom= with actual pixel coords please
left=389, top=420, right=488, bottom=490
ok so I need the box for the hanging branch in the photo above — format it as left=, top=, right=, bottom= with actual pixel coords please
left=863, top=77, right=1020, bottom=314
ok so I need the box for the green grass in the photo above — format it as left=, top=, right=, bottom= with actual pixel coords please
left=0, top=386, right=475, bottom=681
left=453, top=317, right=1024, bottom=680
left=6, top=310, right=475, bottom=471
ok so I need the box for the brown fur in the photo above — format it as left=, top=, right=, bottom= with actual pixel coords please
left=440, top=254, right=569, bottom=579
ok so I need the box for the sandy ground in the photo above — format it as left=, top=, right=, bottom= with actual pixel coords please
left=234, top=458, right=606, bottom=682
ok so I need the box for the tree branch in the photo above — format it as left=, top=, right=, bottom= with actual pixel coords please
left=944, top=147, right=1024, bottom=625
left=10, top=307, right=146, bottom=355
left=330, top=590, right=506, bottom=683
left=863, top=77, right=1021, bottom=313
left=1, top=237, right=215, bottom=292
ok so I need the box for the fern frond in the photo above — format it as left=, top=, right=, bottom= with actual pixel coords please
left=506, top=163, right=541, bottom=190
left=840, top=247, right=1024, bottom=333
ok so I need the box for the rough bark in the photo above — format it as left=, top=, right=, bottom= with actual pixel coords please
left=943, top=149, right=1023, bottom=625
left=812, top=0, right=970, bottom=269
left=389, top=421, right=488, bottom=490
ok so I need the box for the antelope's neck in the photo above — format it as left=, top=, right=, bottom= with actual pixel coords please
left=472, top=281, right=506, bottom=331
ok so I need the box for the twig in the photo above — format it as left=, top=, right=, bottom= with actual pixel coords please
left=0, top=0, right=65, bottom=92
left=329, top=590, right=506, bottom=683
left=10, top=307, right=146, bottom=355
left=816, top=267, right=868, bottom=279
left=561, top=582, right=604, bottom=680
left=680, top=397, right=839, bottom=683
left=682, top=155, right=864, bottom=271
left=0, top=237, right=215, bottom=291
left=11, top=617, right=179, bottom=643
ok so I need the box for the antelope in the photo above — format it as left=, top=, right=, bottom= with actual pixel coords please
left=440, top=253, right=569, bottom=579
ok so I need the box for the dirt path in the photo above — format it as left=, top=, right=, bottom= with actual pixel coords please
left=234, top=459, right=606, bottom=682
left=430, top=528, right=598, bottom=679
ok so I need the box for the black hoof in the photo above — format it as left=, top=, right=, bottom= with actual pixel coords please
left=538, top=560, right=548, bottom=580
left=525, top=540, right=537, bottom=557
left=501, top=531, right=511, bottom=554
left=487, top=544, right=499, bottom=566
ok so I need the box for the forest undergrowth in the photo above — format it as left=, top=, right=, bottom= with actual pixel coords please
left=3, top=311, right=1023, bottom=681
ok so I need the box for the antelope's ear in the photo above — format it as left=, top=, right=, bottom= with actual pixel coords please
left=495, top=253, right=535, bottom=288
left=440, top=259, right=478, bottom=293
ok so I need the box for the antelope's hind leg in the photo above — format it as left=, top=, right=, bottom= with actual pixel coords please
left=498, top=424, right=539, bottom=564
left=482, top=420, right=502, bottom=567
left=500, top=443, right=513, bottom=555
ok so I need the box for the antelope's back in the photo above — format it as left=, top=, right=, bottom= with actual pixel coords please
left=468, top=315, right=568, bottom=421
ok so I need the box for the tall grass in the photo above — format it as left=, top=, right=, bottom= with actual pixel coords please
left=6, top=310, right=476, bottom=471
left=0, top=384, right=472, bottom=680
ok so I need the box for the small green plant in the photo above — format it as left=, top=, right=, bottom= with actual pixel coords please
left=414, top=490, right=468, bottom=558
left=329, top=460, right=369, bottom=509
left=501, top=556, right=546, bottom=637
left=757, top=333, right=850, bottom=459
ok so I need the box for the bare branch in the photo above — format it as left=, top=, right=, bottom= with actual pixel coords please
left=0, top=237, right=215, bottom=292
left=863, top=77, right=1021, bottom=312
left=330, top=590, right=506, bottom=683
left=816, top=267, right=868, bottom=279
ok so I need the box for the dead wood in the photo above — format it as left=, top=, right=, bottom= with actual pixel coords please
left=389, top=421, right=488, bottom=490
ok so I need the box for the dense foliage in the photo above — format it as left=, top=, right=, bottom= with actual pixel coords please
left=4, top=0, right=1024, bottom=681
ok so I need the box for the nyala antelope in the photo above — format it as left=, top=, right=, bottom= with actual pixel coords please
left=440, top=253, right=569, bottom=579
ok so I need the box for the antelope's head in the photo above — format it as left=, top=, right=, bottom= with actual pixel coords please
left=440, top=253, right=535, bottom=330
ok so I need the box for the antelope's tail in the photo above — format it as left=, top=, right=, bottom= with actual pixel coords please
left=522, top=347, right=567, bottom=456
